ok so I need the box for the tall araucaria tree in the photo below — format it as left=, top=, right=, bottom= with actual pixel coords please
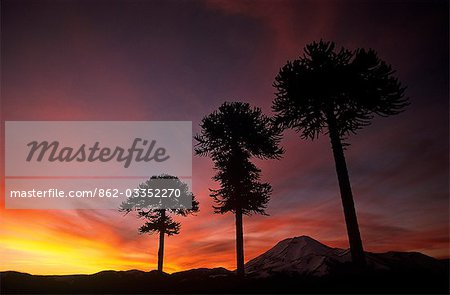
left=120, top=174, right=199, bottom=273
left=272, top=40, right=408, bottom=267
left=195, top=102, right=283, bottom=277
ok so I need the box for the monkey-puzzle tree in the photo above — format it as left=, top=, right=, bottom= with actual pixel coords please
left=195, top=102, right=283, bottom=276
left=272, top=40, right=408, bottom=267
left=120, top=175, right=199, bottom=273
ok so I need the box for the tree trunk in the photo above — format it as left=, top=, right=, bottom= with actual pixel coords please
left=235, top=206, right=245, bottom=277
left=326, top=112, right=366, bottom=267
left=157, top=210, right=166, bottom=273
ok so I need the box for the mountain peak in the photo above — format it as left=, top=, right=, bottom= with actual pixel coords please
left=245, top=235, right=343, bottom=277
left=294, top=235, right=314, bottom=240
left=290, top=235, right=322, bottom=243
left=275, top=235, right=334, bottom=254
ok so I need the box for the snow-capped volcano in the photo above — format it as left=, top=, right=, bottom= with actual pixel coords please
left=245, top=236, right=445, bottom=277
left=245, top=236, right=351, bottom=277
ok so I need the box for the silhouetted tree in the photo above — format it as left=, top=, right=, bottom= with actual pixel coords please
left=120, top=175, right=199, bottom=273
left=195, top=102, right=283, bottom=276
left=272, top=40, right=408, bottom=267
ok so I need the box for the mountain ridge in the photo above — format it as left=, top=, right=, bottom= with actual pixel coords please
left=245, top=235, right=446, bottom=277
left=1, top=236, right=448, bottom=294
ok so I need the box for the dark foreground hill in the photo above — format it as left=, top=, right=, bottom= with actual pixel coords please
left=1, top=236, right=448, bottom=294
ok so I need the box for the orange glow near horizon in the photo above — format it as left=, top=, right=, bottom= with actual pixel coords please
left=0, top=207, right=180, bottom=274
left=1, top=186, right=449, bottom=275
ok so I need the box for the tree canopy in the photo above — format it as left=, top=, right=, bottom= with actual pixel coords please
left=195, top=102, right=283, bottom=215
left=273, top=40, right=408, bottom=139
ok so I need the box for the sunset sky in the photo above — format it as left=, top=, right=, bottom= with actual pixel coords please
left=1, top=0, right=448, bottom=275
